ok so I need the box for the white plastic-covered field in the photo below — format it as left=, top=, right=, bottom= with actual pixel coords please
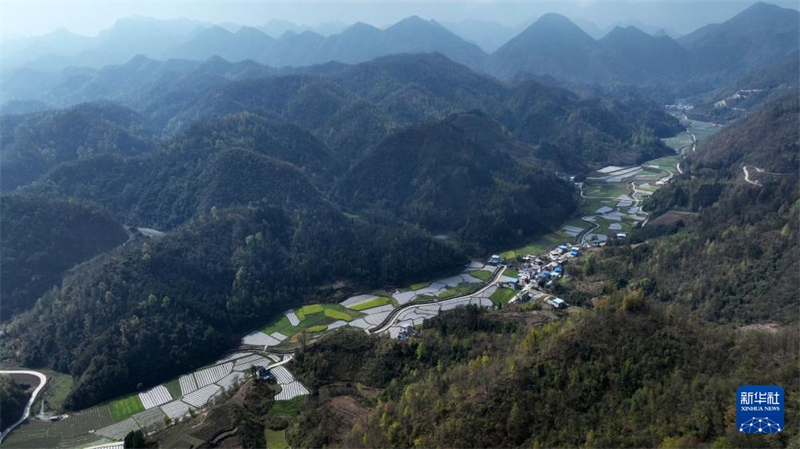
left=138, top=385, right=172, bottom=409
left=96, top=418, right=141, bottom=440
left=285, top=310, right=300, bottom=326
left=275, top=382, right=310, bottom=401
left=391, top=291, right=417, bottom=305
left=435, top=274, right=482, bottom=287
left=216, top=352, right=250, bottom=363
left=160, top=400, right=193, bottom=420
left=327, top=320, right=347, bottom=330
left=269, top=366, right=295, bottom=384
left=268, top=354, right=282, bottom=362
left=340, top=294, right=379, bottom=308
left=179, top=374, right=198, bottom=395
left=360, top=304, right=394, bottom=315
left=233, top=355, right=268, bottom=372
left=561, top=224, right=585, bottom=237
left=194, top=362, right=233, bottom=388
left=182, top=384, right=222, bottom=408
left=216, top=371, right=244, bottom=390
left=132, top=406, right=168, bottom=429
left=347, top=318, right=372, bottom=329
left=270, top=331, right=288, bottom=342
left=241, top=330, right=280, bottom=347
left=414, top=282, right=447, bottom=297
left=363, top=311, right=392, bottom=326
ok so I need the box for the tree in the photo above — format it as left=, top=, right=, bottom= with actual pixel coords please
left=123, top=430, right=153, bottom=448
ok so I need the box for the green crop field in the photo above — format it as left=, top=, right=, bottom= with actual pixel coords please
left=662, top=132, right=693, bottom=151
left=409, top=281, right=431, bottom=290
left=307, top=324, right=327, bottom=333
left=261, top=315, right=297, bottom=337
left=438, top=284, right=477, bottom=300
left=468, top=270, right=493, bottom=281
left=269, top=396, right=306, bottom=417
left=164, top=378, right=181, bottom=398
left=42, top=371, right=73, bottom=413
left=298, top=304, right=323, bottom=316
left=350, top=297, right=391, bottom=311
left=108, top=395, right=144, bottom=422
left=503, top=269, right=520, bottom=278
left=265, top=429, right=290, bottom=449
left=490, top=288, right=516, bottom=306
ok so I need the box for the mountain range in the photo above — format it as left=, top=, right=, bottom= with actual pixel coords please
left=2, top=2, right=797, bottom=96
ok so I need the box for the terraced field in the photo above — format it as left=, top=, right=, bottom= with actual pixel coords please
left=3, top=406, right=113, bottom=449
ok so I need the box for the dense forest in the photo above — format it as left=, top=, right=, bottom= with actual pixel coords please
left=0, top=194, right=128, bottom=320
left=286, top=305, right=798, bottom=448
left=3, top=203, right=467, bottom=408
left=333, top=113, right=578, bottom=252
left=0, top=103, right=155, bottom=190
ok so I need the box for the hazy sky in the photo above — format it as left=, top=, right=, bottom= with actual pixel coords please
left=2, top=1, right=799, bottom=38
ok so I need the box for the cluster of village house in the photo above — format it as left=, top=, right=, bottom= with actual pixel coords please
left=489, top=243, right=583, bottom=309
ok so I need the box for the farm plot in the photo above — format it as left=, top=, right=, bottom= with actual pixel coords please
left=285, top=310, right=300, bottom=326
left=348, top=296, right=391, bottom=311
left=182, top=385, right=222, bottom=408
left=216, top=372, right=244, bottom=391
left=131, top=406, right=168, bottom=430
left=490, top=288, right=516, bottom=306
left=96, top=417, right=140, bottom=440
left=275, top=382, right=309, bottom=401
left=242, top=331, right=281, bottom=347
left=108, top=395, right=144, bottom=422
left=194, top=363, right=233, bottom=388
left=3, top=406, right=114, bottom=449
left=179, top=374, right=198, bottom=396
left=160, top=400, right=192, bottom=421
left=233, top=355, right=269, bottom=372
left=327, top=320, right=348, bottom=330
left=340, top=294, right=379, bottom=308
left=391, top=290, right=417, bottom=305
left=269, top=367, right=295, bottom=384
left=138, top=385, right=172, bottom=409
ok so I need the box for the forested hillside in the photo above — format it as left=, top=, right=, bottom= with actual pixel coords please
left=25, top=113, right=340, bottom=229
left=334, top=113, right=578, bottom=252
left=569, top=95, right=799, bottom=324
left=3, top=204, right=466, bottom=409
left=287, top=305, right=798, bottom=448
left=3, top=54, right=680, bottom=173
left=0, top=195, right=128, bottom=320
left=0, top=103, right=155, bottom=190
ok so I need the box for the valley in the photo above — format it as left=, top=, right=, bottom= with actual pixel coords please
left=1, top=114, right=722, bottom=448
left=0, top=2, right=797, bottom=447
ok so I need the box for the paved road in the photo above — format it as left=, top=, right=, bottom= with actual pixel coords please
left=0, top=370, right=47, bottom=443
left=368, top=265, right=506, bottom=335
